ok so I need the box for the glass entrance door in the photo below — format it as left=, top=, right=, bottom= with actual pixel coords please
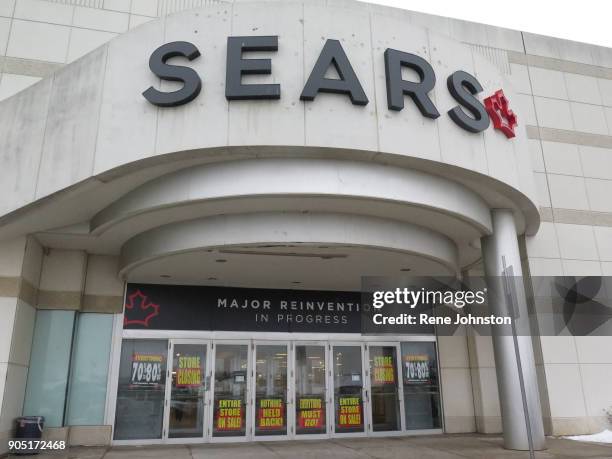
left=113, top=338, right=441, bottom=444
left=211, top=343, right=250, bottom=439
left=332, top=344, right=365, bottom=435
left=294, top=343, right=328, bottom=436
left=367, top=344, right=402, bottom=433
left=167, top=341, right=209, bottom=440
left=253, top=343, right=288, bottom=437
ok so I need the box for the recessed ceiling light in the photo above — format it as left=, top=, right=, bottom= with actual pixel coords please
left=215, top=259, right=227, bottom=263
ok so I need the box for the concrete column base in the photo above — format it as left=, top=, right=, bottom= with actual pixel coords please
left=41, top=427, right=69, bottom=442
left=69, top=425, right=112, bottom=446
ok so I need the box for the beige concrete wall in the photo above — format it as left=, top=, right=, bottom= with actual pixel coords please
left=0, top=0, right=161, bottom=100
left=438, top=335, right=477, bottom=433
left=38, top=248, right=87, bottom=309
left=0, top=245, right=122, bottom=453
left=516, top=40, right=612, bottom=435
left=0, top=236, right=42, bottom=455
left=82, top=255, right=124, bottom=313
left=36, top=250, right=123, bottom=313
left=467, top=335, right=503, bottom=434
left=68, top=425, right=112, bottom=446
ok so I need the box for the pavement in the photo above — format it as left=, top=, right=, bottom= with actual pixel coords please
left=10, top=435, right=612, bottom=459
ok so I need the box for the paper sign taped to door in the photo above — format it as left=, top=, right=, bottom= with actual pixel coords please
left=338, top=397, right=362, bottom=427
left=257, top=398, right=285, bottom=429
left=216, top=399, right=243, bottom=431
left=297, top=397, right=324, bottom=429
left=373, top=355, right=395, bottom=384
left=175, top=355, right=202, bottom=387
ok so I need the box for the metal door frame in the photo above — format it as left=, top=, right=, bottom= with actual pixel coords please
left=251, top=340, right=292, bottom=441
left=109, top=337, right=171, bottom=446
left=364, top=341, right=405, bottom=437
left=208, top=340, right=252, bottom=443
left=107, top=330, right=442, bottom=445
left=293, top=340, right=330, bottom=440
left=329, top=342, right=367, bottom=438
left=164, top=339, right=211, bottom=444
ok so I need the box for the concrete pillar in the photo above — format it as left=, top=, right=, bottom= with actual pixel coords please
left=82, top=255, right=125, bottom=314
left=480, top=209, right=546, bottom=451
left=467, top=334, right=503, bottom=433
left=438, top=335, right=476, bottom=433
left=37, top=249, right=87, bottom=311
left=0, top=236, right=43, bottom=456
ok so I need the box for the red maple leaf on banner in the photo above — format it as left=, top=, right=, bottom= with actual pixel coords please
left=484, top=89, right=518, bottom=139
left=124, top=290, right=160, bottom=327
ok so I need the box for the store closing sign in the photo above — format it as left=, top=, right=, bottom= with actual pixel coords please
left=175, top=355, right=202, bottom=387
left=373, top=355, right=395, bottom=385
left=142, top=38, right=518, bottom=138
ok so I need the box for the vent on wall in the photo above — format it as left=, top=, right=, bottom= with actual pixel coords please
left=42, top=0, right=229, bottom=16
left=45, top=0, right=104, bottom=7
left=158, top=0, right=229, bottom=16
left=468, top=44, right=511, bottom=75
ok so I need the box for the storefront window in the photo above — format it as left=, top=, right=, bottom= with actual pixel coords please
left=65, top=313, right=113, bottom=425
left=401, top=342, right=441, bottom=430
left=23, top=310, right=76, bottom=427
left=114, top=339, right=168, bottom=440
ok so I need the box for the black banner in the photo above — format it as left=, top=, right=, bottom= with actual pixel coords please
left=123, top=283, right=361, bottom=333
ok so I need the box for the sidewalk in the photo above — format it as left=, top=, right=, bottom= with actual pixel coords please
left=12, top=435, right=612, bottom=459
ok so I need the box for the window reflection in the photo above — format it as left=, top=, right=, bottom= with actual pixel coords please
left=401, top=342, right=441, bottom=430
left=114, top=339, right=167, bottom=440
left=295, top=345, right=326, bottom=435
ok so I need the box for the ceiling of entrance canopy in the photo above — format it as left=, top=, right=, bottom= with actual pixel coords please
left=126, top=244, right=453, bottom=291
left=31, top=157, right=495, bottom=269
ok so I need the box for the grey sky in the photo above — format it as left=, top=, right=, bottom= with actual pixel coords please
left=366, top=0, right=612, bottom=48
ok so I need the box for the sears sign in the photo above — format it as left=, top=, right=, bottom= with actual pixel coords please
left=143, top=37, right=517, bottom=138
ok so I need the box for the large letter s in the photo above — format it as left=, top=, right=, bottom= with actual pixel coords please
left=143, top=41, right=202, bottom=107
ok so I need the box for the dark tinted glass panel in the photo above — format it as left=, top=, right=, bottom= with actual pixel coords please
left=333, top=346, right=364, bottom=433
left=212, top=345, right=248, bottom=437
left=295, top=345, right=326, bottom=435
left=255, top=345, right=287, bottom=436
left=114, top=339, right=167, bottom=440
left=369, top=346, right=400, bottom=431
left=401, top=342, right=441, bottom=430
left=169, top=344, right=207, bottom=438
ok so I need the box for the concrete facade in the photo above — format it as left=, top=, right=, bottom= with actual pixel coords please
left=0, top=0, right=611, bottom=453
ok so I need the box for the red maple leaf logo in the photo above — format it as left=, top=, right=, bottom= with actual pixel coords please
left=124, top=290, right=160, bottom=327
left=484, top=89, right=518, bottom=139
